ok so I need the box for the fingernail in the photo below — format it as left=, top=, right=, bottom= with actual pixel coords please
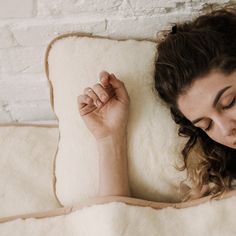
left=111, top=73, right=116, bottom=79
left=96, top=100, right=102, bottom=107
left=101, top=94, right=107, bottom=102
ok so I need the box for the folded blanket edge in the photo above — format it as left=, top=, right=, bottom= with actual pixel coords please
left=1, top=189, right=236, bottom=224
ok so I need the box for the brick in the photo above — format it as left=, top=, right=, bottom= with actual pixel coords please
left=118, top=0, right=136, bottom=17
left=105, top=13, right=192, bottom=40
left=37, top=0, right=123, bottom=17
left=0, top=110, right=12, bottom=122
left=0, top=0, right=36, bottom=18
left=0, top=74, right=50, bottom=102
left=130, top=0, right=176, bottom=13
left=0, top=26, right=17, bottom=48
left=12, top=20, right=106, bottom=46
left=0, top=101, right=12, bottom=122
left=0, top=46, right=45, bottom=73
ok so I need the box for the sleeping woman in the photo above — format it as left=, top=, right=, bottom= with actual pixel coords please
left=77, top=5, right=236, bottom=202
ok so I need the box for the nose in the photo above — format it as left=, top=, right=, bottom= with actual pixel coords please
left=215, top=115, right=236, bottom=137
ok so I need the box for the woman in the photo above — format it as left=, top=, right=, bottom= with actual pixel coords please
left=154, top=5, right=236, bottom=201
left=77, top=5, right=236, bottom=202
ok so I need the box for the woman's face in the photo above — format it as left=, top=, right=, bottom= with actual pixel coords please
left=177, top=69, right=236, bottom=149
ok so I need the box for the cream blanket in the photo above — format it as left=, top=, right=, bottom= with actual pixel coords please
left=0, top=123, right=236, bottom=235
left=0, top=193, right=236, bottom=235
left=0, top=123, right=61, bottom=217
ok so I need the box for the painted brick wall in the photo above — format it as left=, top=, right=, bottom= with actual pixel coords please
left=0, top=0, right=232, bottom=123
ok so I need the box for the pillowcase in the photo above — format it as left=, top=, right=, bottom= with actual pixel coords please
left=45, top=32, right=189, bottom=206
left=0, top=123, right=61, bottom=217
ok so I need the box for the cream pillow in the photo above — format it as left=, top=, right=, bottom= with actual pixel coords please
left=45, top=32, right=189, bottom=206
left=0, top=123, right=61, bottom=217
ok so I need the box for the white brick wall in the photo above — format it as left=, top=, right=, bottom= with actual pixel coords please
left=0, top=0, right=232, bottom=123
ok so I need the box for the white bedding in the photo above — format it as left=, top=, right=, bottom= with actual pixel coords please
left=0, top=193, right=236, bottom=236
left=0, top=123, right=61, bottom=217
left=0, top=122, right=236, bottom=235
left=1, top=32, right=236, bottom=235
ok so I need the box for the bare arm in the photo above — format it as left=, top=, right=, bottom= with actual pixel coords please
left=96, top=131, right=131, bottom=197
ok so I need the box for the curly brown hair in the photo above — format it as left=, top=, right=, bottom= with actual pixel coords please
left=154, top=3, right=236, bottom=202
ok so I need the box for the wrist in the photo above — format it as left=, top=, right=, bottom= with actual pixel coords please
left=96, top=129, right=130, bottom=197
left=96, top=130, right=127, bottom=144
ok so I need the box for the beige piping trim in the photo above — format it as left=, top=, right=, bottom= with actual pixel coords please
left=52, top=130, right=63, bottom=207
left=0, top=123, right=58, bottom=128
left=0, top=189, right=236, bottom=224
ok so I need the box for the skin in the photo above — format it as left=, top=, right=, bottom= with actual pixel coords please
left=77, top=71, right=131, bottom=197
left=177, top=69, right=236, bottom=149
left=77, top=71, right=130, bottom=140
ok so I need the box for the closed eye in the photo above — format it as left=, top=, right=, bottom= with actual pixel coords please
left=204, top=97, right=236, bottom=132
left=223, top=97, right=235, bottom=109
left=204, top=121, right=212, bottom=131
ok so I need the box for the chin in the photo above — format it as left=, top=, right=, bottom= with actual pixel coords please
left=210, top=137, right=236, bottom=149
left=231, top=140, right=236, bottom=147
left=215, top=140, right=235, bottom=149
left=225, top=143, right=236, bottom=149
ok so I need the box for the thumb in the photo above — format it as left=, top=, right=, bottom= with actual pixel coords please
left=108, top=73, right=130, bottom=103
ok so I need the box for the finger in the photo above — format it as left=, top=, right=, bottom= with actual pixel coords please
left=92, top=83, right=112, bottom=103
left=98, top=71, right=116, bottom=98
left=99, top=71, right=117, bottom=97
left=99, top=71, right=112, bottom=88
left=77, top=94, right=99, bottom=116
left=84, top=87, right=103, bottom=108
left=108, top=73, right=130, bottom=103
left=77, top=94, right=93, bottom=109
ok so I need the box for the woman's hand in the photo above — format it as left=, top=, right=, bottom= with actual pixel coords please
left=77, top=71, right=130, bottom=141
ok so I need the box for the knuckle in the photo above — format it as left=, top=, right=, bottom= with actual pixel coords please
left=93, top=83, right=101, bottom=89
left=120, top=80, right=125, bottom=85
left=100, top=75, right=109, bottom=83
left=93, top=84, right=107, bottom=99
left=99, top=92, right=108, bottom=102
left=84, top=87, right=91, bottom=93
left=77, top=95, right=84, bottom=102
left=79, top=109, right=85, bottom=116
left=99, top=70, right=109, bottom=78
left=126, top=94, right=131, bottom=103
left=86, top=96, right=93, bottom=102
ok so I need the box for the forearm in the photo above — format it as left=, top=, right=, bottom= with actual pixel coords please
left=96, top=132, right=131, bottom=197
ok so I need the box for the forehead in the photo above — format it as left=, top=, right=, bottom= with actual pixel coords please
left=177, top=70, right=236, bottom=121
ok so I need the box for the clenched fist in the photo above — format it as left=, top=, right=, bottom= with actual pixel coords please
left=77, top=71, right=130, bottom=141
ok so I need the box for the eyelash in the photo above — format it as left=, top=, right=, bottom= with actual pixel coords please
left=204, top=97, right=236, bottom=131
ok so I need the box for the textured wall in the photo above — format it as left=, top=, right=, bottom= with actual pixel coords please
left=0, top=0, right=233, bottom=123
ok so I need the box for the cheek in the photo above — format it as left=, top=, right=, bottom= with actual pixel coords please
left=231, top=106, right=236, bottom=117
left=205, top=129, right=223, bottom=144
left=206, top=125, right=233, bottom=147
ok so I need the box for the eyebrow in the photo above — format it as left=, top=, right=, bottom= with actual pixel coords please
left=191, top=85, right=232, bottom=125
